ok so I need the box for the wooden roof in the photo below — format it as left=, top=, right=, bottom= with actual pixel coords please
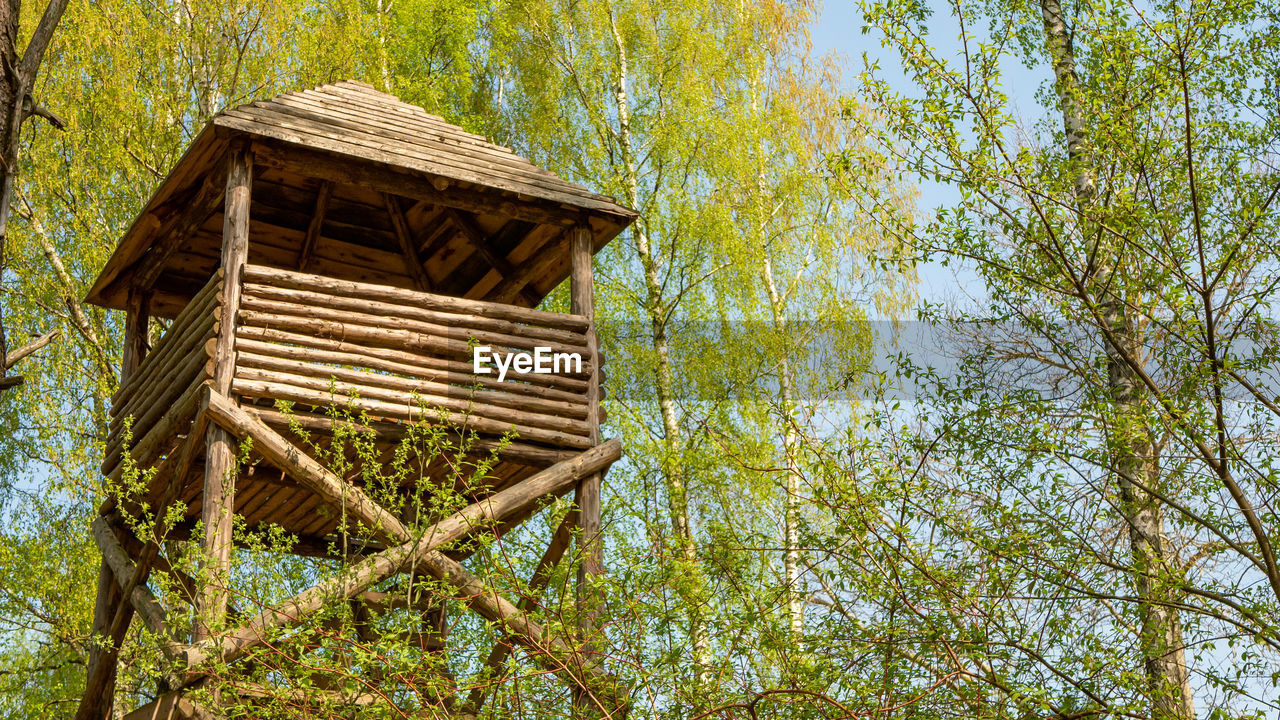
left=86, top=81, right=636, bottom=314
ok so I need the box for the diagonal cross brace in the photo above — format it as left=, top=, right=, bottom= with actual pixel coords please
left=198, top=389, right=629, bottom=712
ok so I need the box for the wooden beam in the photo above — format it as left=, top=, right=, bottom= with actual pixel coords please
left=200, top=387, right=627, bottom=709
left=122, top=692, right=217, bottom=720
left=185, top=407, right=621, bottom=666
left=202, top=388, right=410, bottom=542
left=445, top=207, right=540, bottom=306
left=75, top=560, right=129, bottom=720
left=416, top=541, right=630, bottom=715
left=122, top=288, right=151, bottom=378
left=570, top=222, right=604, bottom=647
left=78, top=282, right=156, bottom=720
left=250, top=139, right=580, bottom=229
left=489, top=228, right=570, bottom=305
left=213, top=142, right=252, bottom=395
left=298, top=180, right=332, bottom=272
left=197, top=141, right=251, bottom=642
left=91, top=517, right=183, bottom=659
left=384, top=193, right=432, bottom=292
left=232, top=682, right=380, bottom=707
left=104, top=422, right=200, bottom=650
left=241, top=263, right=589, bottom=332
left=134, top=157, right=230, bottom=292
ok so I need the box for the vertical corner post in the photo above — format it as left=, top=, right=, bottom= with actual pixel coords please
left=76, top=286, right=152, bottom=720
left=121, top=287, right=151, bottom=378
left=196, top=141, right=252, bottom=642
left=570, top=222, right=604, bottom=660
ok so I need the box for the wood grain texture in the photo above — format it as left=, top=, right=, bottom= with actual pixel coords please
left=196, top=143, right=251, bottom=642
left=385, top=192, right=432, bottom=292
left=241, top=263, right=588, bottom=331
left=298, top=180, right=331, bottom=272
left=85, top=82, right=636, bottom=313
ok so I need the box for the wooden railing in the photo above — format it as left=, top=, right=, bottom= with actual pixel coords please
left=103, top=270, right=222, bottom=479
left=231, top=265, right=596, bottom=465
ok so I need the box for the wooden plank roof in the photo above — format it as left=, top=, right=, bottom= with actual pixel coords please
left=217, top=81, right=629, bottom=216
left=86, top=81, right=636, bottom=311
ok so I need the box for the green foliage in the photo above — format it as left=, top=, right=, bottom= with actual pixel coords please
left=851, top=0, right=1280, bottom=714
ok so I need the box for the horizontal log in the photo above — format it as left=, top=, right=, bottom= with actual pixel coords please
left=248, top=406, right=580, bottom=467
left=238, top=301, right=592, bottom=375
left=110, top=272, right=222, bottom=407
left=356, top=590, right=438, bottom=614
left=241, top=264, right=589, bottom=332
left=184, top=435, right=620, bottom=666
left=231, top=375, right=593, bottom=450
left=109, top=308, right=217, bottom=424
left=233, top=682, right=380, bottom=706
left=236, top=325, right=588, bottom=396
left=121, top=692, right=217, bottom=720
left=235, top=356, right=590, bottom=434
left=110, top=339, right=214, bottom=432
left=102, top=376, right=208, bottom=478
left=241, top=290, right=588, bottom=358
left=204, top=388, right=408, bottom=539
left=106, top=356, right=213, bottom=469
left=234, top=337, right=588, bottom=416
left=243, top=281, right=586, bottom=347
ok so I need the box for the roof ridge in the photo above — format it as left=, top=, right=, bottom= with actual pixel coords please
left=212, top=81, right=633, bottom=217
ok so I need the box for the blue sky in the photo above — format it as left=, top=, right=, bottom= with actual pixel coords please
left=808, top=0, right=1054, bottom=308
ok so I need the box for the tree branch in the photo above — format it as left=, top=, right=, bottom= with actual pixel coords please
left=17, top=0, right=70, bottom=82
left=4, top=328, right=57, bottom=369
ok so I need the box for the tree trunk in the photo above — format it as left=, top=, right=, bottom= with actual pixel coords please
left=0, top=0, right=23, bottom=381
left=606, top=9, right=710, bottom=690
left=761, top=256, right=803, bottom=637
left=0, top=0, right=70, bottom=389
left=1039, top=1, right=1194, bottom=717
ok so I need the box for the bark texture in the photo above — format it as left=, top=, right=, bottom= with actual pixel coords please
left=1039, top=2, right=1194, bottom=716
left=0, top=0, right=70, bottom=388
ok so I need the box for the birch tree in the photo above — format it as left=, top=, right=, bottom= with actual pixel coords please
left=491, top=0, right=742, bottom=694
left=857, top=0, right=1280, bottom=714
left=492, top=0, right=917, bottom=710
left=0, top=0, right=69, bottom=393
left=710, top=11, right=913, bottom=641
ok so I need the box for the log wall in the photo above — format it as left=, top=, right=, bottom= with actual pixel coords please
left=232, top=265, right=596, bottom=458
left=103, top=271, right=222, bottom=478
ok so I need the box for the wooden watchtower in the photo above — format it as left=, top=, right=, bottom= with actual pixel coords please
left=76, top=81, right=635, bottom=719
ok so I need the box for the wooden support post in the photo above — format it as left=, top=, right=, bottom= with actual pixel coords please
left=298, top=180, right=331, bottom=272
left=77, top=287, right=153, bottom=720
left=92, top=517, right=186, bottom=661
left=570, top=222, right=604, bottom=628
left=75, top=561, right=130, bottom=720
left=385, top=192, right=433, bottom=292
left=122, top=288, right=150, bottom=378
left=196, top=142, right=251, bottom=642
